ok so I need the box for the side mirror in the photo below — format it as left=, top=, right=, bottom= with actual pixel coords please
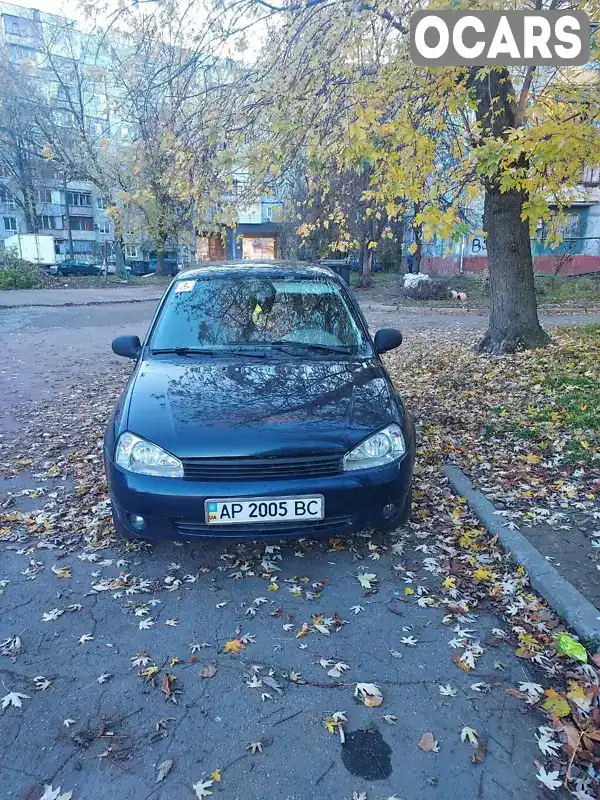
left=112, top=334, right=142, bottom=360
left=374, top=328, right=403, bottom=354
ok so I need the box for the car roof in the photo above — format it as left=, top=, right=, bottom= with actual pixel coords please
left=175, top=261, right=340, bottom=282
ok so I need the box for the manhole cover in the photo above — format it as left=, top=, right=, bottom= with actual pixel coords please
left=341, top=728, right=392, bottom=779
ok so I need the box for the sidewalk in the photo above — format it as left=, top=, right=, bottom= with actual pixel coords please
left=0, top=285, right=165, bottom=307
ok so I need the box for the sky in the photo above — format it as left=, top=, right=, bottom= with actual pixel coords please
left=12, top=0, right=88, bottom=20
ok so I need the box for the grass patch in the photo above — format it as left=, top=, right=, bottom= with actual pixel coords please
left=353, top=272, right=600, bottom=307
left=489, top=324, right=600, bottom=465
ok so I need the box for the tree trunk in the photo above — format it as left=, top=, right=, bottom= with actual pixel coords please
left=155, top=244, right=167, bottom=275
left=113, top=237, right=127, bottom=280
left=413, top=222, right=422, bottom=275
left=467, top=66, right=549, bottom=354
left=359, top=239, right=373, bottom=288
left=477, top=184, right=550, bottom=354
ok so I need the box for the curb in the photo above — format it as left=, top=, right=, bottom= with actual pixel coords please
left=444, top=464, right=600, bottom=644
left=0, top=297, right=163, bottom=310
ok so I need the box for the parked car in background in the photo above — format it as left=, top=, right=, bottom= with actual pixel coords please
left=105, top=262, right=415, bottom=541
left=50, top=260, right=103, bottom=277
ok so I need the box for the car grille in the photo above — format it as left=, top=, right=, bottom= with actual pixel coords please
left=172, top=514, right=353, bottom=538
left=180, top=454, right=343, bottom=481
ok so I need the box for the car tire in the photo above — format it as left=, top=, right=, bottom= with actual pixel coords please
left=111, top=508, right=137, bottom=541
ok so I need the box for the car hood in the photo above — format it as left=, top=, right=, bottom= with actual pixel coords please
left=125, top=356, right=398, bottom=458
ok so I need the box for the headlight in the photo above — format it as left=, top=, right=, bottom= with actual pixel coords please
left=344, top=424, right=405, bottom=471
left=115, top=432, right=183, bottom=478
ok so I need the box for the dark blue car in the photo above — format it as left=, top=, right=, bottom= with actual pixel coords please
left=105, top=263, right=415, bottom=540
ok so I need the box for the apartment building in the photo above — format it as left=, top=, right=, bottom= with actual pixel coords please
left=0, top=3, right=282, bottom=266
left=0, top=3, right=118, bottom=260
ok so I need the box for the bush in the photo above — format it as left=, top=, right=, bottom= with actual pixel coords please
left=402, top=277, right=450, bottom=301
left=0, top=261, right=43, bottom=290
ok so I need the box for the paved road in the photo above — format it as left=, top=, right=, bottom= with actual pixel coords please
left=0, top=294, right=587, bottom=799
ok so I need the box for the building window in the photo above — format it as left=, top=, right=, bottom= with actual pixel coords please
left=3, top=216, right=17, bottom=231
left=73, top=242, right=94, bottom=254
left=37, top=188, right=53, bottom=204
left=69, top=217, right=94, bottom=231
left=263, top=204, right=274, bottom=222
left=67, top=192, right=92, bottom=207
left=124, top=245, right=138, bottom=258
left=583, top=166, right=600, bottom=186
left=9, top=44, right=38, bottom=63
left=4, top=15, right=38, bottom=38
left=37, top=215, right=56, bottom=230
left=96, top=197, right=107, bottom=209
left=0, top=189, right=15, bottom=209
left=97, top=221, right=110, bottom=234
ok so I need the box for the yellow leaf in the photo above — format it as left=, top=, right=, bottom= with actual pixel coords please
left=209, top=767, right=222, bottom=783
left=404, top=587, right=414, bottom=595
left=542, top=689, right=570, bottom=717
left=442, top=576, right=457, bottom=590
left=473, top=568, right=493, bottom=582
left=525, top=453, right=541, bottom=464
left=267, top=583, right=279, bottom=591
left=223, top=639, right=245, bottom=655
left=140, top=666, right=159, bottom=679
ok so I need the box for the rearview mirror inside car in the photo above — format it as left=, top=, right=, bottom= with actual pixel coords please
left=112, top=335, right=142, bottom=360
left=374, top=328, right=403, bottom=354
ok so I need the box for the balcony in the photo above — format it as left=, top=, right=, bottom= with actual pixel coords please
left=70, top=229, right=97, bottom=241
left=68, top=204, right=94, bottom=216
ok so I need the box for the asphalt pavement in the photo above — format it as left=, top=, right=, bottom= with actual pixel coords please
left=0, top=292, right=596, bottom=799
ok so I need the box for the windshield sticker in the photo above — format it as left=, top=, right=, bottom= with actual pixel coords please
left=175, top=280, right=196, bottom=293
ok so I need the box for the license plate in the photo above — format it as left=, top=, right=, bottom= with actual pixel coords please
left=205, top=495, right=324, bottom=525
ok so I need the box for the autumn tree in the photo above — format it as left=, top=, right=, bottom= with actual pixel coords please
left=229, top=0, right=600, bottom=352
left=0, top=55, right=49, bottom=234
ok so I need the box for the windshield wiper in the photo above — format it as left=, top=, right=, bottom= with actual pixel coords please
left=151, top=347, right=215, bottom=357
left=151, top=347, right=267, bottom=359
left=265, top=341, right=354, bottom=355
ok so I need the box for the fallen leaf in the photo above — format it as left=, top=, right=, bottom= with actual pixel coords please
left=192, top=778, right=214, bottom=798
left=439, top=684, right=457, bottom=697
left=1, top=690, right=29, bottom=709
left=198, top=664, right=217, bottom=679
left=223, top=639, right=245, bottom=655
left=418, top=732, right=439, bottom=752
left=247, top=740, right=263, bottom=754
left=536, top=766, right=562, bottom=791
left=40, top=786, right=73, bottom=800
left=51, top=565, right=72, bottom=579
left=355, top=682, right=383, bottom=707
left=156, top=759, right=173, bottom=783
left=460, top=726, right=479, bottom=746
left=209, top=767, right=222, bottom=782
left=357, top=573, right=377, bottom=589
left=542, top=688, right=571, bottom=718
left=77, top=634, right=93, bottom=645
left=161, top=673, right=176, bottom=698
left=383, top=714, right=397, bottom=724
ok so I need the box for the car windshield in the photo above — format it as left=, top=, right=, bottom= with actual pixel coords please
left=150, top=273, right=369, bottom=354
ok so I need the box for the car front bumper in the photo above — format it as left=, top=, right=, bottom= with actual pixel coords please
left=105, top=451, right=413, bottom=540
